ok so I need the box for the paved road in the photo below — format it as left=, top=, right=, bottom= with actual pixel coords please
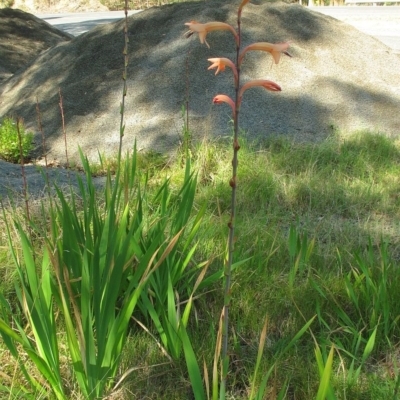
left=36, top=6, right=400, bottom=52
left=35, top=10, right=141, bottom=36
left=313, top=6, right=400, bottom=52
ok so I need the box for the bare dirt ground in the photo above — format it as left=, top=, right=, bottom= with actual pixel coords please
left=0, top=1, right=400, bottom=198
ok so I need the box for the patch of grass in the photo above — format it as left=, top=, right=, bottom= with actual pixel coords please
left=2, top=131, right=400, bottom=398
left=0, top=117, right=33, bottom=163
left=89, top=149, right=169, bottom=177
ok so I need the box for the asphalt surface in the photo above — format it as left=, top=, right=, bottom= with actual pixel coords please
left=313, top=6, right=400, bottom=52
left=35, top=10, right=141, bottom=36
left=35, top=6, right=400, bottom=52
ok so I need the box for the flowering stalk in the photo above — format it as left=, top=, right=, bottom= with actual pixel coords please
left=185, top=1, right=290, bottom=395
left=219, top=8, right=242, bottom=397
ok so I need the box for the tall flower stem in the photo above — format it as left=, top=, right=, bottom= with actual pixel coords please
left=185, top=4, right=287, bottom=395
left=220, top=11, right=242, bottom=398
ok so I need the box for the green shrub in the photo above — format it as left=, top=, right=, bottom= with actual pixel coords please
left=0, top=117, right=34, bottom=163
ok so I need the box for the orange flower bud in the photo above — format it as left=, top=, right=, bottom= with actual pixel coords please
left=184, top=21, right=238, bottom=48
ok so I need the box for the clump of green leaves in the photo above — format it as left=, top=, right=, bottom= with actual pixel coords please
left=0, top=117, right=33, bottom=163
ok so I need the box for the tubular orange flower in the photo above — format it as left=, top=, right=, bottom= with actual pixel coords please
left=238, top=0, right=251, bottom=16
left=239, top=42, right=291, bottom=65
left=184, top=20, right=238, bottom=48
left=208, top=58, right=238, bottom=83
left=238, top=80, right=281, bottom=105
left=213, top=95, right=235, bottom=115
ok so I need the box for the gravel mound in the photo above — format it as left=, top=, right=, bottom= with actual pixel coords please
left=0, top=0, right=399, bottom=165
left=0, top=8, right=72, bottom=84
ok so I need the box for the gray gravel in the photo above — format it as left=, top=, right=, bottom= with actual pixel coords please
left=0, top=159, right=108, bottom=201
left=0, top=159, right=81, bottom=201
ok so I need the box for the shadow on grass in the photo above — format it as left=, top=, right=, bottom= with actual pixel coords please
left=194, top=131, right=400, bottom=275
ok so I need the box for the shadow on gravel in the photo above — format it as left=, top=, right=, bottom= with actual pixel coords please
left=0, top=160, right=106, bottom=201
left=0, top=8, right=72, bottom=73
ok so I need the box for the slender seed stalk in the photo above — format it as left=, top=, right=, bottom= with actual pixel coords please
left=16, top=118, right=36, bottom=264
left=119, top=0, right=129, bottom=167
left=119, top=0, right=130, bottom=207
left=185, top=46, right=191, bottom=158
left=58, top=88, right=70, bottom=184
left=36, top=98, right=52, bottom=201
left=16, top=118, right=30, bottom=224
